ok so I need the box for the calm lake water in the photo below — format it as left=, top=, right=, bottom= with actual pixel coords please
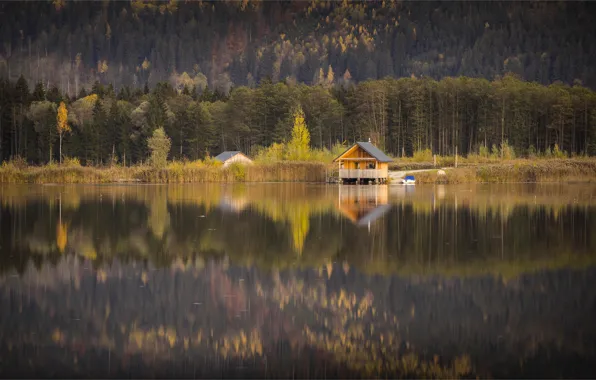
left=0, top=183, right=595, bottom=378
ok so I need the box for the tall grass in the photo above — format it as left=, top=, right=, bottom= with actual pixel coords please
left=393, top=142, right=593, bottom=171
left=413, top=159, right=596, bottom=184
left=246, top=162, right=327, bottom=182
left=0, top=160, right=329, bottom=184
left=2, top=153, right=596, bottom=184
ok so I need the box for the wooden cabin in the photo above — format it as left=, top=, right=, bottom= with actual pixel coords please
left=333, top=141, right=392, bottom=183
left=214, top=151, right=253, bottom=167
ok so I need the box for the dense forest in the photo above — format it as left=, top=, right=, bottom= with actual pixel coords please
left=1, top=1, right=596, bottom=164
left=1, top=74, right=596, bottom=165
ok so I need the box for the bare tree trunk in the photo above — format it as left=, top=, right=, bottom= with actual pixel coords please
left=397, top=100, right=402, bottom=156
left=501, top=95, right=505, bottom=158
left=59, top=133, right=62, bottom=164
left=572, top=111, right=576, bottom=154
left=0, top=105, right=2, bottom=161
left=585, top=99, right=589, bottom=155
left=19, top=104, right=23, bottom=157
left=36, top=44, right=40, bottom=84
left=28, top=37, right=31, bottom=79
left=319, top=121, right=322, bottom=149
left=12, top=106, right=16, bottom=158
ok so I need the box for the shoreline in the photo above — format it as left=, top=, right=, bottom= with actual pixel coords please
left=1, top=159, right=596, bottom=184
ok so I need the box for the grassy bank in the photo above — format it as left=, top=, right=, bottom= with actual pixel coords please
left=2, top=158, right=596, bottom=184
left=412, top=159, right=596, bottom=183
left=0, top=161, right=328, bottom=184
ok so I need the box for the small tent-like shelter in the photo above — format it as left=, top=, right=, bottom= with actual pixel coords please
left=214, top=151, right=253, bottom=167
left=333, top=141, right=392, bottom=183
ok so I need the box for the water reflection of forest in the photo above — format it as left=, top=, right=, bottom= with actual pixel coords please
left=1, top=184, right=596, bottom=378
left=1, top=257, right=595, bottom=378
left=1, top=183, right=595, bottom=277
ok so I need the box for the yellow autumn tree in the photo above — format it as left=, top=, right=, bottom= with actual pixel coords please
left=288, top=203, right=310, bottom=256
left=142, top=57, right=150, bottom=70
left=56, top=221, right=67, bottom=253
left=326, top=64, right=334, bottom=86
left=56, top=102, right=70, bottom=164
left=286, top=106, right=310, bottom=161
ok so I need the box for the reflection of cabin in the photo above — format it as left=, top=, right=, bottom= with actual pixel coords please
left=333, top=141, right=392, bottom=183
left=214, top=151, right=253, bottom=167
left=337, top=185, right=391, bottom=227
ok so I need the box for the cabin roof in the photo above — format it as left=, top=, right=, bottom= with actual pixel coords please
left=214, top=151, right=247, bottom=162
left=333, top=142, right=393, bottom=163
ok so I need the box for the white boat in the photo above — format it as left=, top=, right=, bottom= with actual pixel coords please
left=401, top=175, right=416, bottom=185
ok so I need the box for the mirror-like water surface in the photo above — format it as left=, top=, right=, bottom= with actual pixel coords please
left=0, top=183, right=595, bottom=378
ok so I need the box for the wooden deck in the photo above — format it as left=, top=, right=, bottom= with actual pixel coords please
left=339, top=169, right=386, bottom=179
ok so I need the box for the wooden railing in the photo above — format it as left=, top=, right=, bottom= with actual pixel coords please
left=339, top=169, right=384, bottom=178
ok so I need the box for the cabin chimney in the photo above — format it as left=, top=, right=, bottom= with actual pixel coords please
left=368, top=137, right=371, bottom=143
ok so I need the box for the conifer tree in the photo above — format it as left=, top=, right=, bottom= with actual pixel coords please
left=147, top=127, right=171, bottom=168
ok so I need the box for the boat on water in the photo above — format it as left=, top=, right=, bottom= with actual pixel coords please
left=401, top=175, right=416, bottom=185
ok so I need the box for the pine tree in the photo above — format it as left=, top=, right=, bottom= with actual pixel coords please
left=78, top=87, right=88, bottom=99
left=32, top=83, right=46, bottom=101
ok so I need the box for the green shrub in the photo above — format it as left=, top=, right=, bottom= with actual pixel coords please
left=62, top=156, right=81, bottom=167
left=412, top=148, right=433, bottom=162
left=544, top=146, right=552, bottom=157
left=330, top=141, right=348, bottom=158
left=500, top=140, right=515, bottom=160
left=553, top=143, right=567, bottom=158
left=254, top=142, right=286, bottom=162
left=228, top=162, right=246, bottom=181
left=2, top=156, right=28, bottom=170
left=147, top=127, right=171, bottom=169
left=490, top=144, right=500, bottom=159
left=203, top=157, right=223, bottom=167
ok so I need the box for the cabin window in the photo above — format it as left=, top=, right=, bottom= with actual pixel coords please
left=355, top=162, right=360, bottom=169
left=367, top=162, right=376, bottom=169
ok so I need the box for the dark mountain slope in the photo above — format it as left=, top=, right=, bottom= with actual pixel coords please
left=1, top=1, right=595, bottom=94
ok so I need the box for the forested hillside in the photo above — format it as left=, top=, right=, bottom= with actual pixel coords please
left=1, top=0, right=596, bottom=93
